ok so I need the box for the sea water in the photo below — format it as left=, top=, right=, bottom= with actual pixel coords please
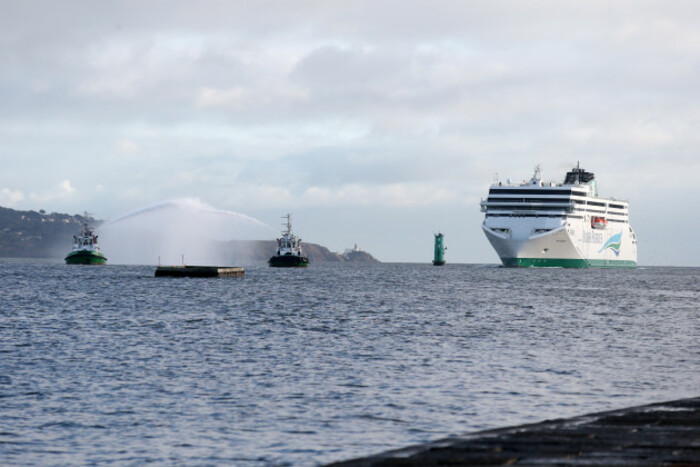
left=1, top=260, right=698, bottom=465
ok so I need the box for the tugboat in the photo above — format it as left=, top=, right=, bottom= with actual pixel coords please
left=65, top=214, right=107, bottom=265
left=268, top=214, right=309, bottom=267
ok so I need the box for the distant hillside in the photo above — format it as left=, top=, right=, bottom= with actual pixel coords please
left=0, top=206, right=379, bottom=263
left=0, top=207, right=93, bottom=258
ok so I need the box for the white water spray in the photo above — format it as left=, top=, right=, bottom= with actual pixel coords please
left=97, top=199, right=276, bottom=265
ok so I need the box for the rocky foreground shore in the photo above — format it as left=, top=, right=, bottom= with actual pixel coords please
left=330, top=396, right=700, bottom=466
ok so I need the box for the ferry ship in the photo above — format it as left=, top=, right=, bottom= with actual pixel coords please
left=65, top=216, right=107, bottom=265
left=268, top=214, right=309, bottom=267
left=480, top=164, right=637, bottom=268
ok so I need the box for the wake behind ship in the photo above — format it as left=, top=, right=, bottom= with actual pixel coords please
left=481, top=164, right=637, bottom=268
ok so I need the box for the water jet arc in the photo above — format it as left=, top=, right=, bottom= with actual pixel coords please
left=98, top=198, right=275, bottom=265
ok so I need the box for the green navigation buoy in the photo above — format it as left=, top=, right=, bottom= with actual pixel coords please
left=433, top=232, right=446, bottom=266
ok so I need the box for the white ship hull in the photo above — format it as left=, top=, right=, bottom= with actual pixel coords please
left=482, top=217, right=637, bottom=268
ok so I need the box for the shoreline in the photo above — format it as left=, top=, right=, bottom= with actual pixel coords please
left=329, top=396, right=700, bottom=466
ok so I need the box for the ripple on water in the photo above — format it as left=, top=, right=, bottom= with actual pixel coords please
left=0, top=261, right=698, bottom=465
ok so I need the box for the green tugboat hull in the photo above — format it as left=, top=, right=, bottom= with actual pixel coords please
left=65, top=250, right=107, bottom=265
left=268, top=255, right=309, bottom=267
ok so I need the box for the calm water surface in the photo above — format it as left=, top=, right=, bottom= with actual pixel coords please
left=1, top=260, right=698, bottom=465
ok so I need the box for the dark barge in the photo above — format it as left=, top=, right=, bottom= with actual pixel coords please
left=155, top=266, right=244, bottom=278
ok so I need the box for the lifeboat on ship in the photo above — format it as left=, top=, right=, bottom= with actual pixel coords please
left=591, top=216, right=608, bottom=230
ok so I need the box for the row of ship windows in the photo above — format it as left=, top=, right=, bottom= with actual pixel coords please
left=486, top=214, right=628, bottom=223
left=487, top=205, right=570, bottom=211
left=487, top=197, right=571, bottom=203
left=587, top=202, right=625, bottom=209
left=579, top=201, right=626, bottom=209
left=487, top=214, right=574, bottom=219
left=573, top=208, right=628, bottom=217
left=486, top=205, right=627, bottom=216
left=489, top=188, right=588, bottom=196
left=489, top=188, right=627, bottom=210
left=485, top=213, right=629, bottom=222
left=485, top=197, right=626, bottom=210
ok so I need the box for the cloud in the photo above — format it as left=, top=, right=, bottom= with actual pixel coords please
left=115, top=139, right=139, bottom=154
left=196, top=87, right=246, bottom=108
left=60, top=180, right=75, bottom=194
left=300, top=182, right=460, bottom=207
left=26, top=180, right=77, bottom=204
left=0, top=188, right=25, bottom=206
left=1, top=1, right=700, bottom=264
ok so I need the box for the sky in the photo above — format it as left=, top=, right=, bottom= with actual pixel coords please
left=1, top=1, right=699, bottom=265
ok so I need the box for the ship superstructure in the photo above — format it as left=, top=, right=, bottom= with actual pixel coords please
left=480, top=164, right=637, bottom=268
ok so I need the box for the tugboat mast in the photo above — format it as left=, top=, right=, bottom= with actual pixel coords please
left=283, top=213, right=292, bottom=236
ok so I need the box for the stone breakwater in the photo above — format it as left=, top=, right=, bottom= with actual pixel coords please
left=330, top=397, right=700, bottom=466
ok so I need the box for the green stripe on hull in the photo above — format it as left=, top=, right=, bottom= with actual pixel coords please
left=501, top=258, right=636, bottom=268
left=65, top=251, right=107, bottom=265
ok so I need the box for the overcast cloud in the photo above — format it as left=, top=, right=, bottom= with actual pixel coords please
left=1, top=1, right=699, bottom=264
